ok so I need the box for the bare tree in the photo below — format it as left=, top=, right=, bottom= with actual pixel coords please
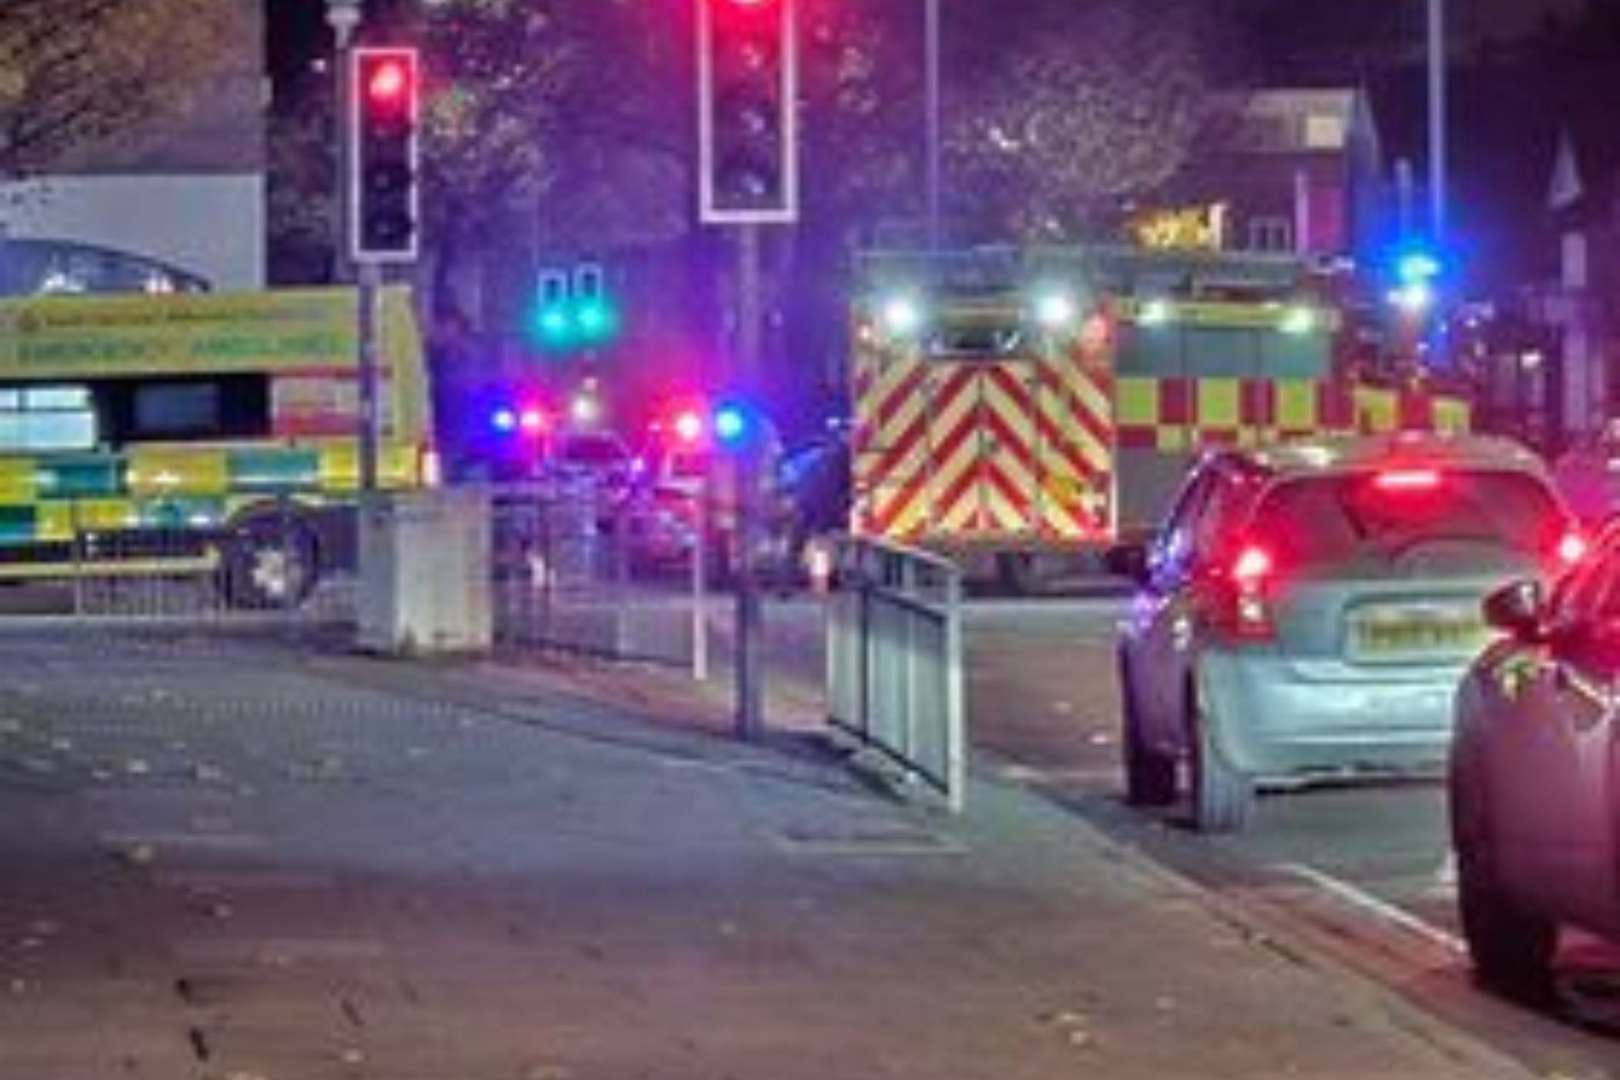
left=946, top=0, right=1220, bottom=241
left=0, top=0, right=247, bottom=176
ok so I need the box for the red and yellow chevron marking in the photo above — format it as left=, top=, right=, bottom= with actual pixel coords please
left=854, top=349, right=932, bottom=539
left=853, top=337, right=1116, bottom=545
left=979, top=364, right=1040, bottom=534
left=926, top=365, right=983, bottom=534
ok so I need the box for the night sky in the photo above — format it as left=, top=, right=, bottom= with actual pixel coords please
left=266, top=0, right=328, bottom=84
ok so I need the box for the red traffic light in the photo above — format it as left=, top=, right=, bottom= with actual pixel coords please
left=350, top=46, right=420, bottom=262
left=367, top=59, right=410, bottom=105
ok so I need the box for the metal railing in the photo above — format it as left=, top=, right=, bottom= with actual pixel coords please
left=825, top=537, right=965, bottom=812
left=0, top=492, right=351, bottom=625
left=489, top=478, right=714, bottom=670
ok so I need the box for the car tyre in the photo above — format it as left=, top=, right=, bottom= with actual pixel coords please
left=1450, top=755, right=1557, bottom=1001
left=1121, top=657, right=1176, bottom=807
left=224, top=521, right=318, bottom=610
left=1189, top=698, right=1254, bottom=833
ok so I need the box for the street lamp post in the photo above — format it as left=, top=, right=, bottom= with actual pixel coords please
left=326, top=0, right=362, bottom=284
left=1427, top=0, right=1446, bottom=243
left=925, top=0, right=941, bottom=249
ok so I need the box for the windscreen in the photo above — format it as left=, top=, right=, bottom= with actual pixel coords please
left=1249, top=469, right=1564, bottom=571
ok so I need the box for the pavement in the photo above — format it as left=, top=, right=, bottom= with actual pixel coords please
left=0, top=623, right=1544, bottom=1079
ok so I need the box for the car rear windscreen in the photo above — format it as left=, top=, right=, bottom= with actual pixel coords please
left=1248, top=470, right=1564, bottom=569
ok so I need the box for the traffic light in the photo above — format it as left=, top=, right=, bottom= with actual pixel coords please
left=350, top=46, right=420, bottom=263
left=531, top=265, right=620, bottom=353
left=534, top=269, right=573, bottom=350
left=698, top=0, right=799, bottom=223
left=571, top=263, right=620, bottom=347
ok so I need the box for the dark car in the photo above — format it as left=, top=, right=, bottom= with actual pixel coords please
left=1450, top=519, right=1620, bottom=999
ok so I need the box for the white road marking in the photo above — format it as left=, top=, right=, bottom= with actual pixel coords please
left=100, top=831, right=264, bottom=851
left=996, top=763, right=1120, bottom=785
left=1278, top=862, right=1465, bottom=954
left=155, top=869, right=337, bottom=890
left=174, top=937, right=385, bottom=963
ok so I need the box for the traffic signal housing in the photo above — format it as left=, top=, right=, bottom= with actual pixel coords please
left=571, top=263, right=620, bottom=348
left=350, top=46, right=420, bottom=263
left=698, top=0, right=799, bottom=224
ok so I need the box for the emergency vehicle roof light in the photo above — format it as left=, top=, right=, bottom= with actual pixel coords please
left=714, top=403, right=749, bottom=445
left=1034, top=291, right=1078, bottom=331
left=1279, top=306, right=1316, bottom=335
left=881, top=295, right=924, bottom=338
left=674, top=410, right=705, bottom=444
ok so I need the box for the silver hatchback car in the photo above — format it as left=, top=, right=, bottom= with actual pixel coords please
left=1110, top=433, right=1582, bottom=833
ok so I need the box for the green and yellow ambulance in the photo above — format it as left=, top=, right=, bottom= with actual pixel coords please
left=0, top=286, right=437, bottom=606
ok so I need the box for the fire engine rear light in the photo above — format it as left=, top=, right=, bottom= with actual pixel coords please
left=1373, top=468, right=1441, bottom=492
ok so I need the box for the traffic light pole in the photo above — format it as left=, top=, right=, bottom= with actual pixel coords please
left=734, top=222, right=765, bottom=740
left=325, top=0, right=359, bottom=284
left=358, top=262, right=381, bottom=492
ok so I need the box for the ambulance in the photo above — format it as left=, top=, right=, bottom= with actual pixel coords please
left=0, top=287, right=436, bottom=605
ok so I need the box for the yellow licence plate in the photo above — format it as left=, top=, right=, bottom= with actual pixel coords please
left=1355, top=619, right=1485, bottom=653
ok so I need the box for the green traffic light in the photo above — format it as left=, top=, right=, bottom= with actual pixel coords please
left=537, top=304, right=573, bottom=348
left=576, top=300, right=607, bottom=335
left=574, top=297, right=620, bottom=345
left=531, top=296, right=620, bottom=352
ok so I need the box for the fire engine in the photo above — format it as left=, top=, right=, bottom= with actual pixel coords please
left=848, top=246, right=1473, bottom=589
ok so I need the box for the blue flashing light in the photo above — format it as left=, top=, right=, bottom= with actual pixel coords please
left=713, top=403, right=748, bottom=445
left=491, top=407, right=518, bottom=433
left=1396, top=249, right=1441, bottom=285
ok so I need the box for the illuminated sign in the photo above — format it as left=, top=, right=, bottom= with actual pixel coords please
left=1128, top=203, right=1228, bottom=251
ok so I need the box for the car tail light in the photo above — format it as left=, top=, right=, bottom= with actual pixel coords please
left=1209, top=542, right=1278, bottom=642
left=1373, top=468, right=1441, bottom=492
left=1557, top=530, right=1587, bottom=567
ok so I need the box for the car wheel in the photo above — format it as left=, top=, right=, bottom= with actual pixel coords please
left=1188, top=697, right=1254, bottom=833
left=1449, top=754, right=1557, bottom=1000
left=1121, top=656, right=1176, bottom=807
left=225, top=522, right=318, bottom=610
